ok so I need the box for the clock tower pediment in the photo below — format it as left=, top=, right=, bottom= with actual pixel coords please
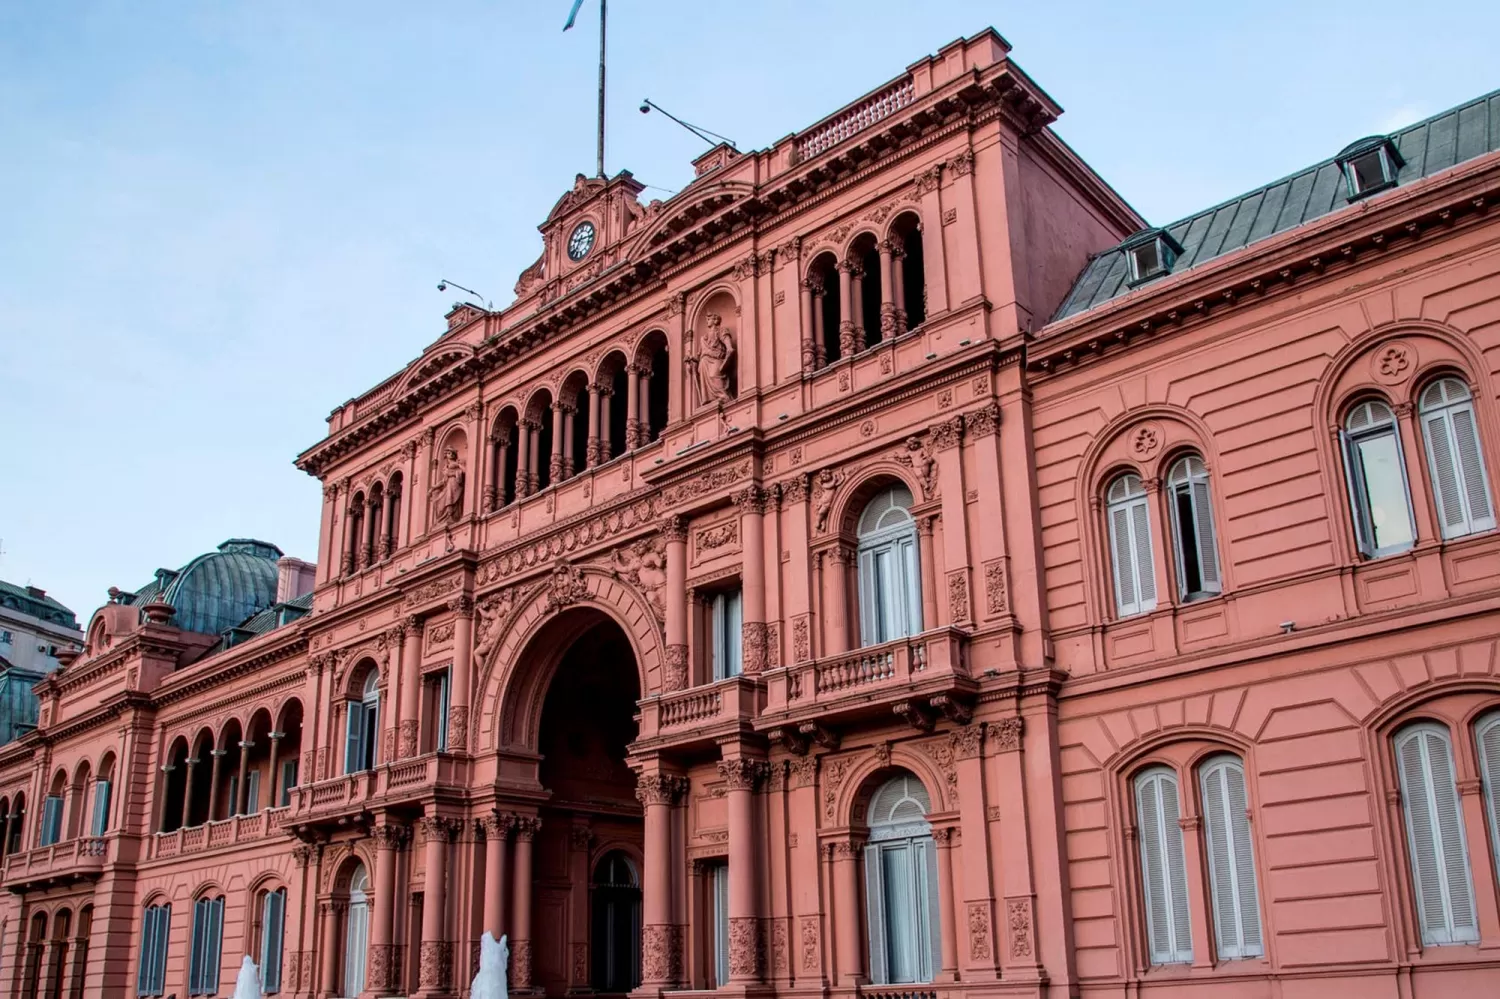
left=515, top=170, right=646, bottom=304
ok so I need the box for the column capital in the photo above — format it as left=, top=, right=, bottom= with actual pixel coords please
left=660, top=515, right=689, bottom=543
left=716, top=757, right=770, bottom=791
left=513, top=815, right=543, bottom=841
left=991, top=717, right=1023, bottom=753
left=482, top=812, right=515, bottom=838
left=418, top=815, right=457, bottom=841
left=210, top=748, right=228, bottom=758
left=731, top=485, right=768, bottom=514
left=634, top=773, right=690, bottom=806
left=372, top=822, right=410, bottom=851
left=447, top=594, right=474, bottom=617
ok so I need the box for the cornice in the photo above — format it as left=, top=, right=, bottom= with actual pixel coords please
left=152, top=635, right=309, bottom=707
left=1029, top=154, right=1500, bottom=377
left=157, top=668, right=308, bottom=731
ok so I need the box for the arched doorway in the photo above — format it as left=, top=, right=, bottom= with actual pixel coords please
left=590, top=851, right=641, bottom=993
left=342, top=864, right=370, bottom=998
left=518, top=609, right=644, bottom=996
left=863, top=771, right=941, bottom=984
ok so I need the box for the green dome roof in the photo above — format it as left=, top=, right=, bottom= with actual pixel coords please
left=130, top=539, right=283, bottom=637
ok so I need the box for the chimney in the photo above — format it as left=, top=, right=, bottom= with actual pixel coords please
left=276, top=557, right=317, bottom=603
left=26, top=586, right=45, bottom=599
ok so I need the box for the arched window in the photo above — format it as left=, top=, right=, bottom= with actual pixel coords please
left=92, top=756, right=115, bottom=836
left=0, top=796, right=10, bottom=863
left=892, top=213, right=926, bottom=331
left=1394, top=724, right=1478, bottom=945
left=1198, top=756, right=1262, bottom=958
left=345, top=670, right=380, bottom=774
left=1342, top=399, right=1416, bottom=557
left=40, top=772, right=64, bottom=847
left=257, top=887, right=287, bottom=994
left=1166, top=456, right=1221, bottom=600
left=188, top=893, right=224, bottom=996
left=808, top=253, right=842, bottom=367
left=1419, top=378, right=1495, bottom=539
left=1134, top=767, right=1192, bottom=964
left=7, top=793, right=25, bottom=854
left=343, top=865, right=370, bottom=998
left=1106, top=474, right=1156, bottom=617
left=864, top=772, right=940, bottom=984
left=856, top=485, right=921, bottom=646
left=591, top=851, right=641, bottom=992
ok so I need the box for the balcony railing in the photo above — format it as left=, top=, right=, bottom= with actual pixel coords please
left=280, top=753, right=468, bottom=828
left=147, top=808, right=288, bottom=860
left=636, top=676, right=766, bottom=749
left=796, top=76, right=916, bottom=161
left=3, top=837, right=108, bottom=887
left=761, top=628, right=971, bottom=727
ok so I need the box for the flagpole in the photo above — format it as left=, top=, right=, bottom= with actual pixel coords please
left=596, top=0, right=607, bottom=178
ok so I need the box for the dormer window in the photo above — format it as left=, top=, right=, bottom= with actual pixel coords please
left=1121, top=228, right=1183, bottom=287
left=1336, top=136, right=1404, bottom=201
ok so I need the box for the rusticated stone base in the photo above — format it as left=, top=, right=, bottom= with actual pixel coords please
left=418, top=940, right=452, bottom=991
left=510, top=939, right=533, bottom=990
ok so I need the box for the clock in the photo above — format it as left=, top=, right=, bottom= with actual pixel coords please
left=567, top=221, right=596, bottom=262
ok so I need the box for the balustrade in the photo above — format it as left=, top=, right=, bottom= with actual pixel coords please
left=2, top=837, right=109, bottom=887
left=796, top=77, right=916, bottom=160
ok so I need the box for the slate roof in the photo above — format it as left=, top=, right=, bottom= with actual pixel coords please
left=0, top=580, right=79, bottom=630
left=123, top=539, right=283, bottom=637
left=209, top=591, right=313, bottom=653
left=1053, top=89, right=1500, bottom=322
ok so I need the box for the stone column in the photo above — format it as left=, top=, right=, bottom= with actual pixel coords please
left=484, top=431, right=502, bottom=513
left=799, top=277, right=817, bottom=372
left=384, top=484, right=401, bottom=555
left=917, top=516, right=938, bottom=631
left=400, top=617, right=422, bottom=759
left=181, top=757, right=199, bottom=828
left=735, top=487, right=768, bottom=675
left=823, top=544, right=851, bottom=655
left=932, top=826, right=960, bottom=981
left=236, top=739, right=254, bottom=815
left=549, top=404, right=566, bottom=483
left=719, top=754, right=766, bottom=983
left=526, top=419, right=542, bottom=494
left=626, top=363, right=642, bottom=449
left=662, top=517, right=689, bottom=691
left=418, top=816, right=453, bottom=994
left=598, top=386, right=614, bottom=462
left=878, top=239, right=897, bottom=339
left=891, top=237, right=908, bottom=333
left=638, top=365, right=653, bottom=444
left=830, top=839, right=864, bottom=986
left=837, top=259, right=856, bottom=356
left=319, top=901, right=343, bottom=999
left=515, top=421, right=532, bottom=498
left=849, top=260, right=865, bottom=347
left=510, top=816, right=541, bottom=991
left=636, top=770, right=687, bottom=987
left=206, top=748, right=227, bottom=823
left=266, top=732, right=283, bottom=811
left=586, top=384, right=602, bottom=467
left=448, top=596, right=473, bottom=753
left=370, top=823, right=407, bottom=993
left=366, top=494, right=382, bottom=567
left=811, top=282, right=828, bottom=368
left=482, top=813, right=510, bottom=939
left=343, top=497, right=359, bottom=576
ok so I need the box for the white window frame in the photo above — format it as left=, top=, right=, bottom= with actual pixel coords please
left=1106, top=474, right=1158, bottom=618
left=435, top=668, right=452, bottom=752
left=344, top=866, right=370, bottom=998
left=1198, top=755, right=1263, bottom=959
left=856, top=486, right=922, bottom=647
left=1166, top=455, right=1222, bottom=600
left=1395, top=724, right=1479, bottom=945
left=345, top=671, right=380, bottom=774
left=188, top=895, right=224, bottom=996
left=1134, top=767, right=1193, bottom=965
left=280, top=759, right=299, bottom=807
left=710, top=588, right=743, bottom=681
left=711, top=861, right=730, bottom=988
left=1419, top=378, right=1495, bottom=540
left=864, top=774, right=940, bottom=985
left=1342, top=399, right=1417, bottom=558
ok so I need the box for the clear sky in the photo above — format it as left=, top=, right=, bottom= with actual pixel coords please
left=2, top=1, right=1497, bottom=624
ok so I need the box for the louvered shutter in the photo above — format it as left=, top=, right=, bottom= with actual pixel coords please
left=1109, top=505, right=1139, bottom=615
left=41, top=796, right=62, bottom=846
left=247, top=770, right=261, bottom=813
left=727, top=589, right=743, bottom=677
left=156, top=905, right=171, bottom=995
left=1130, top=499, right=1157, bottom=610
left=1135, top=770, right=1192, bottom=964
left=92, top=779, right=111, bottom=835
left=189, top=899, right=206, bottom=994
left=901, top=536, right=922, bottom=636
left=344, top=702, right=365, bottom=774
left=262, top=890, right=285, bottom=993
left=436, top=670, right=451, bottom=752
left=227, top=776, right=239, bottom=818
left=919, top=838, right=942, bottom=981
left=865, top=843, right=889, bottom=983
left=1396, top=727, right=1479, bottom=944
left=711, top=593, right=727, bottom=680
left=876, top=547, right=900, bottom=642
left=1449, top=404, right=1494, bottom=530
left=207, top=897, right=224, bottom=993
left=858, top=549, right=878, bottom=647
left=1200, top=758, right=1262, bottom=959
left=1424, top=410, right=1470, bottom=537
left=138, top=908, right=157, bottom=996
left=1190, top=477, right=1222, bottom=593
left=713, top=863, right=730, bottom=987
left=1476, top=715, right=1500, bottom=885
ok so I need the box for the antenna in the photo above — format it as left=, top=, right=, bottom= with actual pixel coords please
left=639, top=99, right=737, bottom=150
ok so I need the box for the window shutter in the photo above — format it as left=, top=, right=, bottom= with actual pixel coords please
left=246, top=770, right=261, bottom=813
left=227, top=776, right=238, bottom=818
left=281, top=760, right=298, bottom=806
left=876, top=547, right=899, bottom=643
left=437, top=670, right=451, bottom=752
left=1477, top=715, right=1500, bottom=886
left=1109, top=505, right=1138, bottom=615
left=1130, top=498, right=1157, bottom=610
left=1396, top=727, right=1479, bottom=944
left=138, top=908, right=157, bottom=996
left=711, top=594, right=727, bottom=680
left=727, top=589, right=743, bottom=677
left=41, top=796, right=62, bottom=846
left=1450, top=404, right=1494, bottom=530
left=919, top=837, right=942, bottom=981
left=1201, top=759, right=1262, bottom=959
left=1190, top=477, right=1222, bottom=592
left=864, top=843, right=888, bottom=984
left=92, top=779, right=111, bottom=836
left=189, top=899, right=206, bottom=994
left=1424, top=411, right=1469, bottom=536
left=1135, top=770, right=1192, bottom=964
left=208, top=897, right=224, bottom=993
left=345, top=702, right=364, bottom=774
left=901, top=536, right=922, bottom=636
left=1224, top=763, right=1263, bottom=955
left=713, top=863, right=730, bottom=987
left=858, top=548, right=879, bottom=647
left=1341, top=429, right=1376, bottom=556
left=262, top=891, right=285, bottom=993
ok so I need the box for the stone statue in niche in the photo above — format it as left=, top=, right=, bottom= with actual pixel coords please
left=814, top=468, right=842, bottom=533
left=696, top=313, right=738, bottom=406
left=473, top=590, right=513, bottom=668
left=429, top=448, right=466, bottom=526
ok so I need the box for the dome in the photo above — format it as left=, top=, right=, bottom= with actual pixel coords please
left=132, top=539, right=283, bottom=637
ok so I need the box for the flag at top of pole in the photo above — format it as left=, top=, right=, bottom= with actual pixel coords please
left=564, top=0, right=607, bottom=179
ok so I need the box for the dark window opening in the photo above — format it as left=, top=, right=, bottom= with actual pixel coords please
left=609, top=367, right=629, bottom=458
left=647, top=347, right=669, bottom=442
left=901, top=231, right=926, bottom=330
left=501, top=426, right=519, bottom=506
left=820, top=279, right=842, bottom=364
left=536, top=412, right=554, bottom=490
left=1173, top=489, right=1202, bottom=596
left=570, top=391, right=591, bottom=477
left=1337, top=136, right=1403, bottom=201
left=861, top=247, right=883, bottom=349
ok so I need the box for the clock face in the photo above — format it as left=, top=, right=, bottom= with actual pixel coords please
left=567, top=221, right=596, bottom=262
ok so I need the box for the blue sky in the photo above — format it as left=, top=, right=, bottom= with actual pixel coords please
left=2, top=1, right=1496, bottom=623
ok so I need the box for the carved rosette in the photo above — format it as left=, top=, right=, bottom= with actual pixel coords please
left=741, top=620, right=769, bottom=675
left=509, top=940, right=532, bottom=989
left=399, top=719, right=420, bottom=759
left=728, top=916, right=764, bottom=980
left=447, top=705, right=470, bottom=752
left=418, top=940, right=452, bottom=990
left=664, top=644, right=689, bottom=692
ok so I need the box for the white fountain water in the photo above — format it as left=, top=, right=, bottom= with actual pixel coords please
left=231, top=955, right=263, bottom=999
left=471, top=932, right=510, bottom=999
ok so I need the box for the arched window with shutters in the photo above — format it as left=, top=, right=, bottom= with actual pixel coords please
left=1198, top=755, right=1263, bottom=959
left=856, top=485, right=922, bottom=646
left=257, top=887, right=287, bottom=994
left=188, top=893, right=224, bottom=996
left=343, top=864, right=370, bottom=998
left=1166, top=455, right=1221, bottom=600
left=1419, top=378, right=1495, bottom=540
left=1342, top=399, right=1417, bottom=557
left=1476, top=712, right=1500, bottom=887
left=1133, top=767, right=1192, bottom=964
left=344, top=669, right=380, bottom=774
left=1107, top=474, right=1157, bottom=618
left=1394, top=724, right=1478, bottom=945
left=864, top=772, right=940, bottom=984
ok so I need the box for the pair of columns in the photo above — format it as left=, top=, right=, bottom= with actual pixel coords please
left=814, top=513, right=938, bottom=659
left=394, top=602, right=472, bottom=759
left=799, top=238, right=908, bottom=367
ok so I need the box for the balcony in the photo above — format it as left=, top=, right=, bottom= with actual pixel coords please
left=147, top=808, right=287, bottom=860
left=279, top=753, right=470, bottom=832
left=758, top=628, right=974, bottom=734
left=637, top=676, right=765, bottom=751
left=3, top=837, right=108, bottom=891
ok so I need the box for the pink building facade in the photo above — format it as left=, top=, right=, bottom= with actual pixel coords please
left=6, top=28, right=1500, bottom=999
